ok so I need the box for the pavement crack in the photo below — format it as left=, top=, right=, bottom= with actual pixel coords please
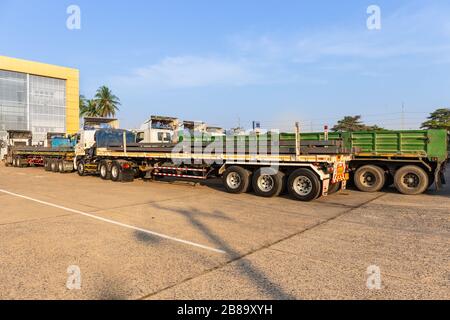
left=0, top=213, right=77, bottom=227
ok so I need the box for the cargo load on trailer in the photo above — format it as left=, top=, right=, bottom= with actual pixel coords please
left=69, top=122, right=352, bottom=202
left=300, top=129, right=449, bottom=195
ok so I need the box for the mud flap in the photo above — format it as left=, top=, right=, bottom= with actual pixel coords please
left=435, top=162, right=446, bottom=190
left=322, top=179, right=330, bottom=196
left=121, top=170, right=135, bottom=182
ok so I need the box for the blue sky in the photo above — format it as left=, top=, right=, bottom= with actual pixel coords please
left=1, top=0, right=449, bottom=130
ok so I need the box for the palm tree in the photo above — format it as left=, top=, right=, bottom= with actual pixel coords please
left=80, top=99, right=100, bottom=117
left=79, top=95, right=87, bottom=117
left=94, top=86, right=121, bottom=117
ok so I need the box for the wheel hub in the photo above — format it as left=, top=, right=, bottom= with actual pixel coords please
left=257, top=175, right=274, bottom=192
left=362, top=172, right=376, bottom=186
left=403, top=173, right=419, bottom=188
left=227, top=172, right=241, bottom=189
left=293, top=176, right=313, bottom=196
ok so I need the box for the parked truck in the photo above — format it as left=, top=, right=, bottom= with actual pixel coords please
left=71, top=126, right=352, bottom=202
left=300, top=129, right=449, bottom=195
left=178, top=128, right=449, bottom=195
left=4, top=132, right=76, bottom=172
left=3, top=117, right=118, bottom=172
left=5, top=118, right=352, bottom=202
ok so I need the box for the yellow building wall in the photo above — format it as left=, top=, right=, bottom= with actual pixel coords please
left=0, top=56, right=80, bottom=134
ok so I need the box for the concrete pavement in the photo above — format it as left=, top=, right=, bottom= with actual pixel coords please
left=0, top=164, right=448, bottom=299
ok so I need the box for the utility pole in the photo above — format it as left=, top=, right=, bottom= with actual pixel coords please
left=401, top=102, right=405, bottom=130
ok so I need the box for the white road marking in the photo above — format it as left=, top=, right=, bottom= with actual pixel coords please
left=0, top=189, right=226, bottom=255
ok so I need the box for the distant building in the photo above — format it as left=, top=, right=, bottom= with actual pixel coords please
left=228, top=127, right=246, bottom=135
left=0, top=56, right=79, bottom=145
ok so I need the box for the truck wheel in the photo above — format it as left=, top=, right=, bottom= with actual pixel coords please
left=252, top=168, right=284, bottom=198
left=394, top=166, right=429, bottom=195
left=222, top=166, right=251, bottom=194
left=12, top=158, right=18, bottom=167
left=354, top=165, right=385, bottom=193
left=50, top=160, right=59, bottom=172
left=287, top=168, right=321, bottom=202
left=77, top=160, right=86, bottom=176
left=58, top=160, right=65, bottom=173
left=44, top=159, right=52, bottom=171
left=99, top=161, right=111, bottom=180
left=111, top=161, right=123, bottom=182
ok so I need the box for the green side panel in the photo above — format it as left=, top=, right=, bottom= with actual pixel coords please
left=426, top=129, right=449, bottom=162
left=178, top=129, right=449, bottom=162
left=301, top=129, right=448, bottom=162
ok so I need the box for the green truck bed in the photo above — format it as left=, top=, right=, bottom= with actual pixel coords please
left=300, top=129, right=449, bottom=163
left=179, top=129, right=448, bottom=163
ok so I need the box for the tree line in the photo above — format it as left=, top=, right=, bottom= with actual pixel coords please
left=331, top=108, right=450, bottom=132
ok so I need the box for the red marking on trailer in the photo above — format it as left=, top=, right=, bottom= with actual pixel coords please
left=153, top=172, right=207, bottom=179
left=154, top=166, right=207, bottom=172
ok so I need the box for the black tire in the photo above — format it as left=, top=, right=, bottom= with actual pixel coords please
left=328, top=182, right=341, bottom=195
left=77, top=160, right=86, bottom=176
left=287, top=168, right=322, bottom=202
left=99, top=161, right=111, bottom=180
left=58, top=160, right=65, bottom=173
left=12, top=158, right=18, bottom=167
left=50, top=159, right=59, bottom=172
left=44, top=159, right=52, bottom=171
left=394, top=165, right=429, bottom=195
left=48, top=159, right=58, bottom=172
left=111, top=161, right=123, bottom=182
left=252, top=168, right=285, bottom=198
left=354, top=165, right=385, bottom=193
left=222, top=166, right=251, bottom=194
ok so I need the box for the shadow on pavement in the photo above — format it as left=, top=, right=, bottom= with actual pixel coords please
left=151, top=203, right=297, bottom=300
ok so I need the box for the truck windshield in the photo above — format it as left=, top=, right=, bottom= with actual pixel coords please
left=95, top=130, right=136, bottom=148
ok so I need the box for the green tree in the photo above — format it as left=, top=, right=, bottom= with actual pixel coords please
left=79, top=95, right=91, bottom=118
left=367, top=125, right=387, bottom=131
left=332, top=115, right=386, bottom=132
left=94, top=86, right=121, bottom=117
left=80, top=99, right=100, bottom=117
left=332, top=116, right=368, bottom=132
left=421, top=108, right=450, bottom=131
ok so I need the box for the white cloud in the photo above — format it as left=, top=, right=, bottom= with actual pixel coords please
left=114, top=2, right=450, bottom=90
left=116, top=56, right=262, bottom=89
left=231, top=2, right=450, bottom=64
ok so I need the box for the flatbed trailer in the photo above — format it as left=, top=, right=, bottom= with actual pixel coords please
left=6, top=146, right=75, bottom=173
left=300, top=129, right=449, bottom=195
left=5, top=127, right=352, bottom=201
left=72, top=132, right=352, bottom=202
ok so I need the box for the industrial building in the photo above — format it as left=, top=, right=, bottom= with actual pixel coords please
left=0, top=56, right=79, bottom=145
